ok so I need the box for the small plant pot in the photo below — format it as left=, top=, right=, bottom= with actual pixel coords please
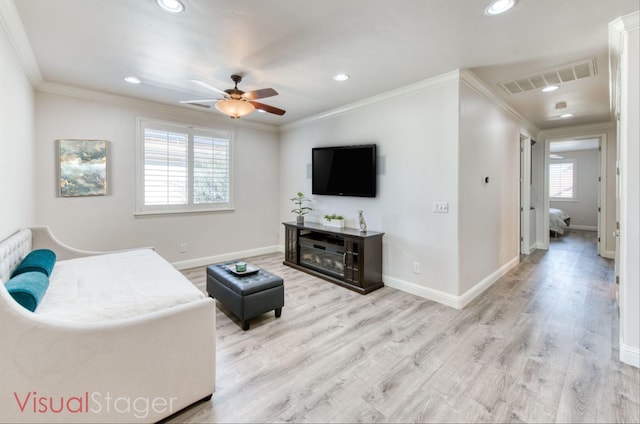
left=324, top=219, right=344, bottom=228
left=296, top=216, right=305, bottom=225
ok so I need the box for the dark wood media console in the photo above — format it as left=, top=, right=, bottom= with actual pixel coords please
left=283, top=221, right=384, bottom=294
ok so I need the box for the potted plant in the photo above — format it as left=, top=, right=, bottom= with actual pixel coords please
left=290, top=192, right=312, bottom=225
left=323, top=213, right=345, bottom=228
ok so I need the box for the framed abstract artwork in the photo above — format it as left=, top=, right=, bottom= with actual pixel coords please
left=58, top=139, right=108, bottom=197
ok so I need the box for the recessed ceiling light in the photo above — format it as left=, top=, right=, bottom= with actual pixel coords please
left=542, top=85, right=559, bottom=92
left=156, top=0, right=185, bottom=13
left=560, top=113, right=573, bottom=118
left=124, top=76, right=141, bottom=84
left=333, top=73, right=350, bottom=82
left=485, top=0, right=517, bottom=15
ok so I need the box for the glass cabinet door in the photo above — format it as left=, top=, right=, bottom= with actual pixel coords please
left=343, top=238, right=361, bottom=286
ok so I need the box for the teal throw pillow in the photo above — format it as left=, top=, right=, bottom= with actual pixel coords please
left=5, top=271, right=50, bottom=312
left=11, top=249, right=57, bottom=278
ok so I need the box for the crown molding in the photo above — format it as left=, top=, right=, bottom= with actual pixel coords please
left=459, top=69, right=540, bottom=137
left=281, top=70, right=461, bottom=132
left=0, top=0, right=42, bottom=86
left=608, top=11, right=639, bottom=118
left=37, top=81, right=279, bottom=133
left=610, top=10, right=640, bottom=33
left=281, top=68, right=540, bottom=136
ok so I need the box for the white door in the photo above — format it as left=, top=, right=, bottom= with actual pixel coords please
left=614, top=119, right=621, bottom=306
left=519, top=135, right=531, bottom=254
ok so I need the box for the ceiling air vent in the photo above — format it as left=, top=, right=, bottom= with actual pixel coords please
left=499, top=58, right=597, bottom=94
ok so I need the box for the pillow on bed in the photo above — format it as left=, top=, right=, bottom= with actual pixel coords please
left=4, top=271, right=50, bottom=312
left=11, top=249, right=56, bottom=278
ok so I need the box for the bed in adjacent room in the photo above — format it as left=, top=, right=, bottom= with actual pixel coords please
left=550, top=207, right=571, bottom=236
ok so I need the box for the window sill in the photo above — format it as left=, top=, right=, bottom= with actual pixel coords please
left=549, top=199, right=578, bottom=203
left=134, top=207, right=235, bottom=217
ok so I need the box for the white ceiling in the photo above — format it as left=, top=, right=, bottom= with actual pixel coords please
left=7, top=0, right=640, bottom=128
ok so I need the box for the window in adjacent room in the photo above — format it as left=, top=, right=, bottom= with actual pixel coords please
left=136, top=118, right=232, bottom=215
left=549, top=159, right=576, bottom=201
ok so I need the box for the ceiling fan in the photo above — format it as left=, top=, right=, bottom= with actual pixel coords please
left=180, top=75, right=286, bottom=119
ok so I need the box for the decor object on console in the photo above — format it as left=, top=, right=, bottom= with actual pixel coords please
left=323, top=214, right=345, bottom=228
left=358, top=210, right=367, bottom=232
left=290, top=191, right=312, bottom=225
left=58, top=139, right=107, bottom=197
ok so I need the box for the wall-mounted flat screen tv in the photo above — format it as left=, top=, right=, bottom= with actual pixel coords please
left=312, top=144, right=376, bottom=197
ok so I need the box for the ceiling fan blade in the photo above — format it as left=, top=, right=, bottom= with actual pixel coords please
left=181, top=102, right=211, bottom=109
left=250, top=101, right=286, bottom=116
left=243, top=88, right=278, bottom=100
left=190, top=79, right=228, bottom=97
left=179, top=99, right=219, bottom=104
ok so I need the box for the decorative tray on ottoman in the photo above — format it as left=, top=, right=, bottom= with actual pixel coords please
left=226, top=263, right=260, bottom=276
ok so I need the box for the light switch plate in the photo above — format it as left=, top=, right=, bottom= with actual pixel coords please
left=433, top=201, right=449, bottom=213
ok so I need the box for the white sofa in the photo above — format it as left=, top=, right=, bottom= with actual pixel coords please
left=0, top=227, right=215, bottom=423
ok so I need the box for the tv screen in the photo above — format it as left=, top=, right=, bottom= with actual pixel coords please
left=312, top=144, right=376, bottom=197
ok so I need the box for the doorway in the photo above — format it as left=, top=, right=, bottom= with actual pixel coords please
left=543, top=134, right=608, bottom=256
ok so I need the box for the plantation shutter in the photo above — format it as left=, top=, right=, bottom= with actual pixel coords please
left=193, top=134, right=230, bottom=204
left=143, top=128, right=188, bottom=206
left=549, top=161, right=574, bottom=199
left=137, top=119, right=233, bottom=214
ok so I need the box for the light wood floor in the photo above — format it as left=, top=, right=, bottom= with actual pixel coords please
left=171, top=230, right=639, bottom=423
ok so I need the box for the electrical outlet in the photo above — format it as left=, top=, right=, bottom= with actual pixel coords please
left=179, top=243, right=187, bottom=253
left=413, top=261, right=421, bottom=274
left=433, top=201, right=449, bottom=213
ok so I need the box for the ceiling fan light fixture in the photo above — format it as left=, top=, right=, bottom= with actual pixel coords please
left=485, top=0, right=517, bottom=15
left=156, top=0, right=185, bottom=13
left=215, top=99, right=255, bottom=119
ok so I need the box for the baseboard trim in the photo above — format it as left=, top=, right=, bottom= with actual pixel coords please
left=383, top=276, right=461, bottom=309
left=171, top=245, right=281, bottom=270
left=620, top=340, right=640, bottom=368
left=458, top=256, right=521, bottom=308
left=384, top=256, right=520, bottom=310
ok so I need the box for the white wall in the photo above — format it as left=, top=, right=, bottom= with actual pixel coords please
left=550, top=149, right=599, bottom=229
left=33, top=89, right=280, bottom=264
left=0, top=17, right=35, bottom=241
left=279, top=70, right=534, bottom=306
left=619, top=17, right=639, bottom=367
left=279, top=72, right=461, bottom=300
left=458, top=82, right=523, bottom=294
left=610, top=12, right=639, bottom=367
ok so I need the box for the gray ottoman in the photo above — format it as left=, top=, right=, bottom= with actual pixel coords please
left=206, top=262, right=284, bottom=330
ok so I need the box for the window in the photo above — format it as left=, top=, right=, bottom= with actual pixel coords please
left=136, top=119, right=232, bottom=214
left=549, top=159, right=576, bottom=200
